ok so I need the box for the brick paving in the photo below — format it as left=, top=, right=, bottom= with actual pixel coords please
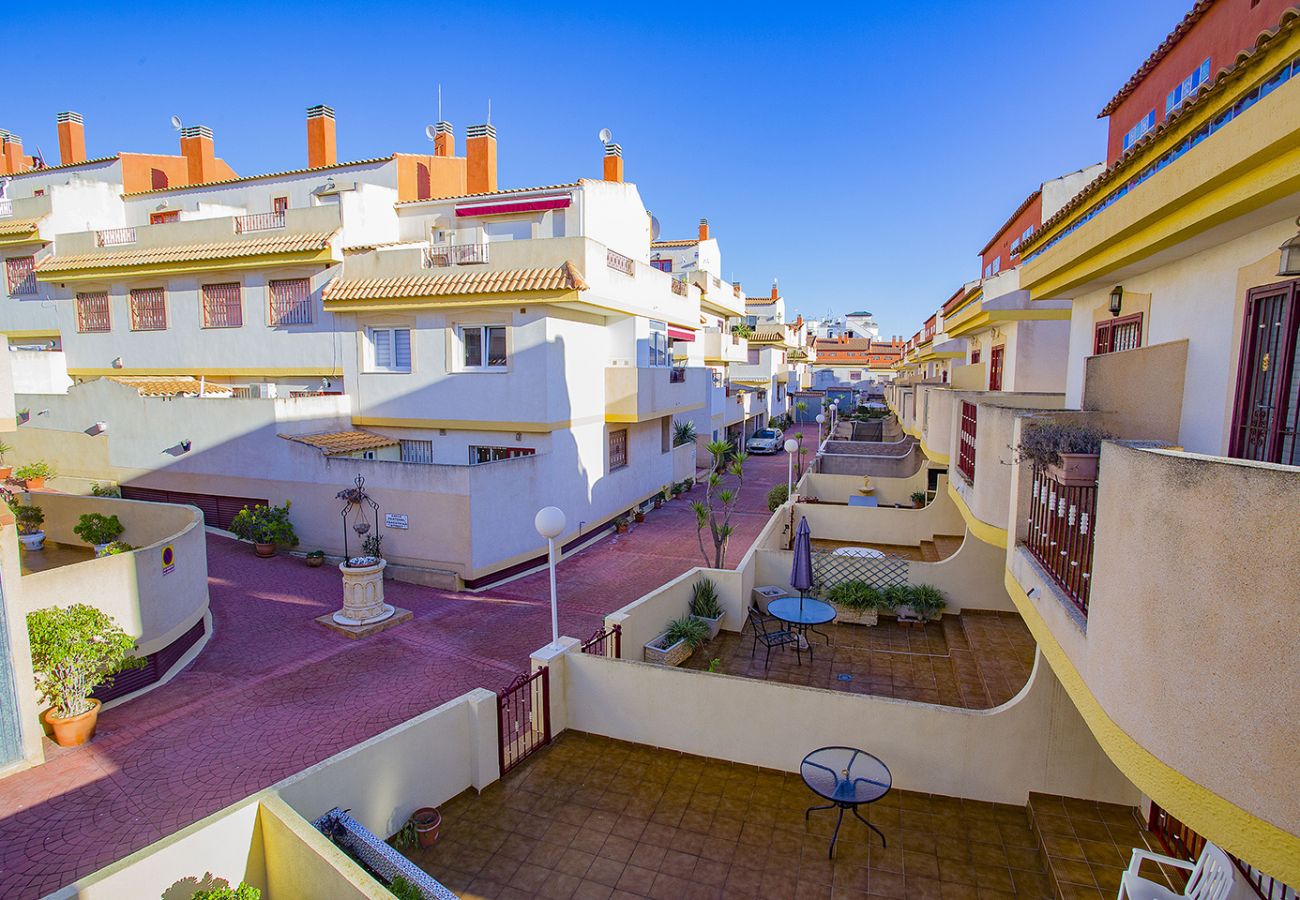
left=413, top=731, right=1058, bottom=899
left=0, top=428, right=810, bottom=899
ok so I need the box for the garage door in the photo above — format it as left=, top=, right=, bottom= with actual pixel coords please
left=119, top=486, right=268, bottom=531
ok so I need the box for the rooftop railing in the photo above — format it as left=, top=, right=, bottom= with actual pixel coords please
left=606, top=248, right=634, bottom=276
left=0, top=199, right=12, bottom=217
left=234, top=211, right=286, bottom=234
left=96, top=227, right=137, bottom=247
left=425, top=243, right=490, bottom=267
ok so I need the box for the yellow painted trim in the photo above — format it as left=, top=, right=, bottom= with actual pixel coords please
left=919, top=436, right=949, bottom=465
left=70, top=367, right=339, bottom=377
left=946, top=481, right=1008, bottom=549
left=605, top=400, right=705, bottom=424
left=916, top=350, right=964, bottom=362
left=1003, top=569, right=1300, bottom=883
left=0, top=232, right=43, bottom=247
left=945, top=307, right=1072, bottom=339
left=35, top=249, right=336, bottom=283
left=3, top=330, right=61, bottom=339
left=351, top=414, right=605, bottom=433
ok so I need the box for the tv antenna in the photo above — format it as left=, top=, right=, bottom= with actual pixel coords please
left=438, top=83, right=443, bottom=122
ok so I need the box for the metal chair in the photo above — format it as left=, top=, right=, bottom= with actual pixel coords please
left=1117, top=842, right=1246, bottom=900
left=747, top=605, right=800, bottom=670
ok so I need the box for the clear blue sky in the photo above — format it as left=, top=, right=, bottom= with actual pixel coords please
left=13, top=0, right=1190, bottom=337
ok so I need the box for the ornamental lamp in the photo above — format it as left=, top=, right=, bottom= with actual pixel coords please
left=1279, top=217, right=1300, bottom=277
left=1108, top=285, right=1124, bottom=318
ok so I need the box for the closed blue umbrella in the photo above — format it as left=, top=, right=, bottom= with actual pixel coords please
left=791, top=516, right=813, bottom=616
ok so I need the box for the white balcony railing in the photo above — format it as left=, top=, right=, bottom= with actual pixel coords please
left=96, top=227, right=137, bottom=247
left=424, top=243, right=490, bottom=267
left=234, top=211, right=286, bottom=234
left=606, top=249, right=635, bottom=276
left=0, top=199, right=12, bottom=218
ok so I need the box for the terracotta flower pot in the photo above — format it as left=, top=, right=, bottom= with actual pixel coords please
left=48, top=699, right=101, bottom=747
left=0, top=466, right=12, bottom=480
left=39, top=707, right=54, bottom=738
left=615, top=524, right=628, bottom=534
left=634, top=512, right=646, bottom=523
left=306, top=556, right=324, bottom=567
left=24, top=476, right=45, bottom=490
left=1048, top=452, right=1100, bottom=487
left=254, top=542, right=277, bottom=558
left=412, top=807, right=441, bottom=848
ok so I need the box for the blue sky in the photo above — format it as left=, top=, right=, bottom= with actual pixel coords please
left=14, top=1, right=1190, bottom=336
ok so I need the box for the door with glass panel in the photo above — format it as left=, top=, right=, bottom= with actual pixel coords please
left=1230, top=280, right=1299, bottom=465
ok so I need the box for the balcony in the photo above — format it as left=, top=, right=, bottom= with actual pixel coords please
left=0, top=198, right=11, bottom=217
left=424, top=242, right=489, bottom=267
left=96, top=226, right=137, bottom=247
left=604, top=364, right=704, bottom=423
left=233, top=211, right=286, bottom=234
left=700, top=328, right=749, bottom=364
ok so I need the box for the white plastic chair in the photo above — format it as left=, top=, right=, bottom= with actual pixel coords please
left=1117, top=842, right=1248, bottom=900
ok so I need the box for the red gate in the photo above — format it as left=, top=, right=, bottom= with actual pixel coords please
left=580, top=624, right=621, bottom=658
left=497, top=667, right=550, bottom=776
left=958, top=401, right=978, bottom=484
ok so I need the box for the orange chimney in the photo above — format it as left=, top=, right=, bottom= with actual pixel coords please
left=57, top=112, right=86, bottom=166
left=602, top=142, right=623, bottom=182
left=770, top=279, right=779, bottom=301
left=2, top=133, right=25, bottom=174
left=180, top=125, right=216, bottom=184
left=306, top=105, right=336, bottom=168
left=466, top=123, right=497, bottom=194
left=698, top=217, right=710, bottom=241
left=433, top=121, right=454, bottom=158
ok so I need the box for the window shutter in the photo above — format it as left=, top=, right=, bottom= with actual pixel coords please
left=395, top=329, right=411, bottom=368
left=372, top=329, right=393, bottom=368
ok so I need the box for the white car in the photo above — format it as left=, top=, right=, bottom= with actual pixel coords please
left=745, top=428, right=784, bottom=454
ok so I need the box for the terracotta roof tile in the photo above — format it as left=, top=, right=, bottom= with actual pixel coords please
left=978, top=188, right=1041, bottom=256
left=748, top=330, right=787, bottom=343
left=1099, top=0, right=1217, bottom=117
left=650, top=239, right=699, bottom=248
left=107, top=376, right=233, bottom=397
left=279, top=430, right=399, bottom=455
left=37, top=232, right=335, bottom=274
left=0, top=155, right=120, bottom=180
left=0, top=218, right=44, bottom=237
left=323, top=261, right=587, bottom=302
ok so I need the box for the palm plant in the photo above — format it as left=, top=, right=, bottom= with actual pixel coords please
left=672, top=419, right=697, bottom=447
left=692, top=440, right=747, bottom=568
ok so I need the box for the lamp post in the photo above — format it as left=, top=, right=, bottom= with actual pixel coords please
left=816, top=413, right=825, bottom=446
left=784, top=438, right=799, bottom=497
left=534, top=506, right=566, bottom=647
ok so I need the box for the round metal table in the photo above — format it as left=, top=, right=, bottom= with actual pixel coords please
left=800, top=746, right=892, bottom=858
left=766, top=596, right=835, bottom=662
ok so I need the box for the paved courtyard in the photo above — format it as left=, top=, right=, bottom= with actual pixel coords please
left=0, top=428, right=812, bottom=898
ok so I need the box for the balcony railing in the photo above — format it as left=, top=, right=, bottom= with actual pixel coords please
left=669, top=367, right=686, bottom=384
left=957, top=401, right=977, bottom=483
left=671, top=278, right=688, bottom=297
left=234, top=211, right=286, bottom=234
left=425, top=243, right=489, bottom=267
left=96, top=227, right=137, bottom=247
left=606, top=249, right=634, bottom=276
left=1026, top=466, right=1097, bottom=616
left=0, top=199, right=11, bottom=217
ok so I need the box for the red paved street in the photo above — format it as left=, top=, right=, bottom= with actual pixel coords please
left=0, top=426, right=810, bottom=898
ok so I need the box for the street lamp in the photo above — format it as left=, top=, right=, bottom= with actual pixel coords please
left=534, top=506, right=566, bottom=647
left=784, top=438, right=799, bottom=497
left=816, top=413, right=825, bottom=445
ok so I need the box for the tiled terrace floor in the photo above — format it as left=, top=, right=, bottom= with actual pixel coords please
left=411, top=731, right=1057, bottom=899
left=809, top=536, right=964, bottom=563
left=680, top=612, right=1035, bottom=709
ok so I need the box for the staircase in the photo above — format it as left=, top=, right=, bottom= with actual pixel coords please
left=919, top=533, right=965, bottom=562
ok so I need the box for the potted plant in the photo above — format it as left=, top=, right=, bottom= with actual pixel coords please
left=14, top=461, right=53, bottom=490
left=681, top=477, right=695, bottom=494
left=644, top=615, right=709, bottom=666
left=688, top=578, right=725, bottom=639
left=910, top=491, right=927, bottom=509
left=826, top=581, right=885, bottom=626
left=653, top=488, right=667, bottom=509
left=634, top=507, right=646, bottom=524
left=670, top=482, right=685, bottom=500
left=14, top=504, right=45, bottom=550
left=90, top=482, right=121, bottom=498
left=614, top=515, right=630, bottom=535
left=100, top=541, right=134, bottom=556
left=411, top=806, right=441, bottom=848
left=896, top=584, right=947, bottom=624
left=73, top=512, right=125, bottom=554
left=306, top=550, right=326, bottom=568
left=26, top=604, right=145, bottom=747
left=191, top=881, right=261, bottom=900
left=1015, top=422, right=1113, bottom=486
left=230, top=501, right=298, bottom=557
left=0, top=442, right=12, bottom=480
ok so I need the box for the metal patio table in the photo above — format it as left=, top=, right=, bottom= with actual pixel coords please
left=766, top=596, right=835, bottom=662
left=800, top=746, right=892, bottom=858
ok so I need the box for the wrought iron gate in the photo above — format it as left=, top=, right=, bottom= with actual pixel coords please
left=497, top=666, right=550, bottom=776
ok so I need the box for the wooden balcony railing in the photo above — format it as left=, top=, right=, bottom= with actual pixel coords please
left=1026, top=466, right=1097, bottom=616
left=234, top=211, right=286, bottom=234
left=425, top=243, right=489, bottom=267
left=957, top=401, right=977, bottom=483
left=606, top=249, right=634, bottom=276
left=96, top=227, right=137, bottom=247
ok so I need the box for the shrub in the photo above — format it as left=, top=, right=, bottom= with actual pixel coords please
left=878, top=584, right=912, bottom=611
left=13, top=504, right=44, bottom=535
left=689, top=578, right=723, bottom=619
left=767, top=483, right=790, bottom=512
left=90, top=482, right=121, bottom=498
left=660, top=615, right=710, bottom=651
left=826, top=581, right=884, bottom=611
left=26, top=604, right=144, bottom=719
left=0, top=441, right=10, bottom=465
left=14, top=461, right=53, bottom=482
left=388, top=876, right=422, bottom=900
left=192, top=881, right=261, bottom=900
left=73, top=513, right=125, bottom=546
left=306, top=549, right=326, bottom=559
left=100, top=541, right=134, bottom=556
left=910, top=491, right=927, bottom=506
left=672, top=419, right=697, bottom=447
left=906, top=585, right=948, bottom=619
left=1015, top=422, right=1113, bottom=469
left=230, top=501, right=298, bottom=547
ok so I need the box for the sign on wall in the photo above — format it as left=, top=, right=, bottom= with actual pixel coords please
left=384, top=514, right=409, bottom=530
left=161, top=544, right=176, bottom=575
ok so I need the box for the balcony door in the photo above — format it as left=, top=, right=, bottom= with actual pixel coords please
left=988, top=345, right=1005, bottom=391
left=1230, top=280, right=1299, bottom=465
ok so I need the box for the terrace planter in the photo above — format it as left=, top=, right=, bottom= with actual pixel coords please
left=306, top=555, right=325, bottom=568
left=23, top=476, right=45, bottom=491
left=1047, top=452, right=1100, bottom=487
left=644, top=632, right=693, bottom=667
left=691, top=612, right=725, bottom=641
left=47, top=700, right=101, bottom=748
left=0, top=466, right=11, bottom=480
left=829, top=602, right=877, bottom=627
left=895, top=606, right=942, bottom=625
left=19, top=530, right=45, bottom=551
left=254, top=542, right=277, bottom=558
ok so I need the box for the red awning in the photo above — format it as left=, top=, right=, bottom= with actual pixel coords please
left=455, top=195, right=572, bottom=217
left=668, top=327, right=695, bottom=342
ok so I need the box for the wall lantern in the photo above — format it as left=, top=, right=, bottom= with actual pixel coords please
left=1108, top=285, right=1124, bottom=318
left=1278, top=216, right=1300, bottom=277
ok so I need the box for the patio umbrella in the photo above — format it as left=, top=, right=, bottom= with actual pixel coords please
left=790, top=516, right=813, bottom=617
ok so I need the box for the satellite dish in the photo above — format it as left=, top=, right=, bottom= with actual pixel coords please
left=598, top=127, right=612, bottom=144
left=425, top=124, right=437, bottom=142
left=169, top=115, right=183, bottom=131
left=650, top=215, right=661, bottom=242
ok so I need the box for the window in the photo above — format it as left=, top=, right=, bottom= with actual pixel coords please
left=1122, top=109, right=1156, bottom=152
left=849, top=371, right=861, bottom=381
left=661, top=417, right=671, bottom=453
left=649, top=320, right=669, bottom=367
left=650, top=258, right=672, bottom=273
left=272, top=196, right=288, bottom=215
left=989, top=345, right=1005, bottom=391
left=129, top=288, right=167, bottom=331
left=1093, top=313, right=1143, bottom=355
left=469, top=445, right=535, bottom=465
left=5, top=256, right=36, bottom=296
left=149, top=210, right=179, bottom=225
left=608, top=429, right=628, bottom=470
left=1166, top=58, right=1211, bottom=113
left=400, top=439, right=435, bottom=464
left=202, top=283, right=242, bottom=328
left=269, top=278, right=312, bottom=325
left=368, top=326, right=412, bottom=372
left=983, top=255, right=1001, bottom=278
left=970, top=348, right=981, bottom=365
left=458, top=325, right=507, bottom=369
left=76, top=292, right=111, bottom=333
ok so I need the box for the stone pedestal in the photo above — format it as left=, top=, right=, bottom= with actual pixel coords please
left=333, top=560, right=395, bottom=626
